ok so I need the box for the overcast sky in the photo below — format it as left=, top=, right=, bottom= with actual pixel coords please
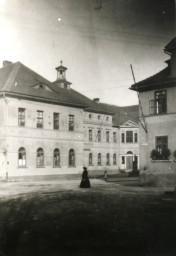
left=0, top=0, right=175, bottom=106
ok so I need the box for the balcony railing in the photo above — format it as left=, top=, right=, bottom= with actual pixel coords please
left=149, top=100, right=167, bottom=115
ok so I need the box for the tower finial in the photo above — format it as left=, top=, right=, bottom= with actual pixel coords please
left=60, top=60, right=63, bottom=65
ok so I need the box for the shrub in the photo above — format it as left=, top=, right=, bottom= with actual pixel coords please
left=162, top=148, right=171, bottom=160
left=150, top=149, right=159, bottom=160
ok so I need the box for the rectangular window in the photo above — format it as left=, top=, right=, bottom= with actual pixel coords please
left=53, top=113, right=59, bottom=130
left=126, top=131, right=133, bottom=143
left=156, top=136, right=168, bottom=160
left=155, top=90, right=167, bottom=114
left=18, top=108, right=25, bottom=127
left=69, top=115, right=74, bottom=131
left=37, top=111, right=43, bottom=128
left=113, top=132, right=117, bottom=143
left=150, top=90, right=167, bottom=115
left=134, top=133, right=138, bottom=143
left=89, top=130, right=93, bottom=141
left=106, top=131, right=110, bottom=142
left=121, top=133, right=125, bottom=143
left=97, top=130, right=101, bottom=142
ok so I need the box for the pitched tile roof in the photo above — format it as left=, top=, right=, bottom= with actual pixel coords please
left=131, top=38, right=176, bottom=92
left=97, top=103, right=139, bottom=126
left=0, top=61, right=139, bottom=125
left=131, top=64, right=176, bottom=92
left=0, top=62, right=87, bottom=108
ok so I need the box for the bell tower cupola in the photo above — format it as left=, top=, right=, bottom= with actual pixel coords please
left=56, top=60, right=67, bottom=80
left=53, top=60, right=72, bottom=89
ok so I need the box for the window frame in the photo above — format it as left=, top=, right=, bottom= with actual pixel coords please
left=106, top=131, right=110, bottom=142
left=121, top=132, right=125, bottom=143
left=155, top=90, right=167, bottom=115
left=89, top=130, right=93, bottom=141
left=36, top=148, right=44, bottom=167
left=113, top=132, right=117, bottom=143
left=89, top=153, right=93, bottom=165
left=53, top=113, right=59, bottom=130
left=98, top=153, right=101, bottom=165
left=97, top=130, right=101, bottom=142
left=69, top=115, right=74, bottom=131
left=106, top=153, right=110, bottom=165
left=126, top=131, right=133, bottom=143
left=155, top=136, right=168, bottom=160
left=134, top=132, right=138, bottom=143
left=18, top=147, right=26, bottom=167
left=113, top=153, right=117, bottom=165
left=69, top=149, right=75, bottom=167
left=18, top=108, right=25, bottom=127
left=37, top=110, right=43, bottom=128
left=53, top=148, right=60, bottom=167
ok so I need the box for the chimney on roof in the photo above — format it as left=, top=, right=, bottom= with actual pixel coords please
left=3, top=60, right=12, bottom=67
left=93, top=98, right=100, bottom=103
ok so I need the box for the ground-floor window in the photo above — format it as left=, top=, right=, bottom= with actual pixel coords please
left=69, top=149, right=75, bottom=166
left=113, top=153, right=117, bottom=165
left=98, top=153, right=101, bottom=165
left=156, top=136, right=168, bottom=160
left=89, top=153, right=93, bottom=165
left=122, top=156, right=125, bottom=164
left=18, top=147, right=26, bottom=167
left=53, top=148, right=60, bottom=167
left=37, top=148, right=44, bottom=166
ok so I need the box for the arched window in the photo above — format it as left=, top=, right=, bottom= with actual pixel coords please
left=113, top=154, right=117, bottom=165
left=98, top=153, right=101, bottom=165
left=106, top=153, right=110, bottom=165
left=18, top=147, right=26, bottom=166
left=122, top=156, right=125, bottom=164
left=53, top=148, right=60, bottom=167
left=127, top=151, right=133, bottom=154
left=89, top=153, right=93, bottom=165
left=69, top=149, right=75, bottom=166
left=37, top=148, right=44, bottom=167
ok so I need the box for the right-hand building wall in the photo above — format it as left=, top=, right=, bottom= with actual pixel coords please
left=130, top=38, right=176, bottom=186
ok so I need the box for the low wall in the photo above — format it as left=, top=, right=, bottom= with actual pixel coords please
left=139, top=170, right=176, bottom=187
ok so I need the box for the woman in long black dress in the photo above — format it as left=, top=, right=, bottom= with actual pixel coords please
left=80, top=167, right=91, bottom=188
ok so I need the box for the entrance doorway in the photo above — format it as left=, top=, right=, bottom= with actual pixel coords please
left=126, top=151, right=133, bottom=170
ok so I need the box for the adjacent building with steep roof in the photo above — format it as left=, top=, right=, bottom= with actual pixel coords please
left=131, top=37, right=176, bottom=186
left=0, top=60, right=139, bottom=181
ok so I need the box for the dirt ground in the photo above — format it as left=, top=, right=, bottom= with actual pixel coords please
left=0, top=179, right=176, bottom=256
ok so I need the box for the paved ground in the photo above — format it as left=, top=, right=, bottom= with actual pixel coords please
left=0, top=179, right=175, bottom=256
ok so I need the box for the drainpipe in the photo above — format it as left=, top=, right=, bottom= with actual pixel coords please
left=3, top=93, right=8, bottom=181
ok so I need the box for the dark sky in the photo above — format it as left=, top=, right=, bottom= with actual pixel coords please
left=0, top=0, right=175, bottom=105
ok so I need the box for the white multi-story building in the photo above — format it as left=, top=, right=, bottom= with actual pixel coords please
left=0, top=60, right=139, bottom=181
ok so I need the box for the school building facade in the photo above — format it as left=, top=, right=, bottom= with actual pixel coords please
left=0, top=60, right=139, bottom=181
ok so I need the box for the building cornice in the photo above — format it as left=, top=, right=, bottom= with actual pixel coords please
left=0, top=91, right=88, bottom=109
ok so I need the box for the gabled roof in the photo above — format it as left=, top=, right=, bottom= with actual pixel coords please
left=95, top=103, right=139, bottom=126
left=0, top=61, right=139, bottom=124
left=120, top=120, right=139, bottom=128
left=0, top=62, right=87, bottom=108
